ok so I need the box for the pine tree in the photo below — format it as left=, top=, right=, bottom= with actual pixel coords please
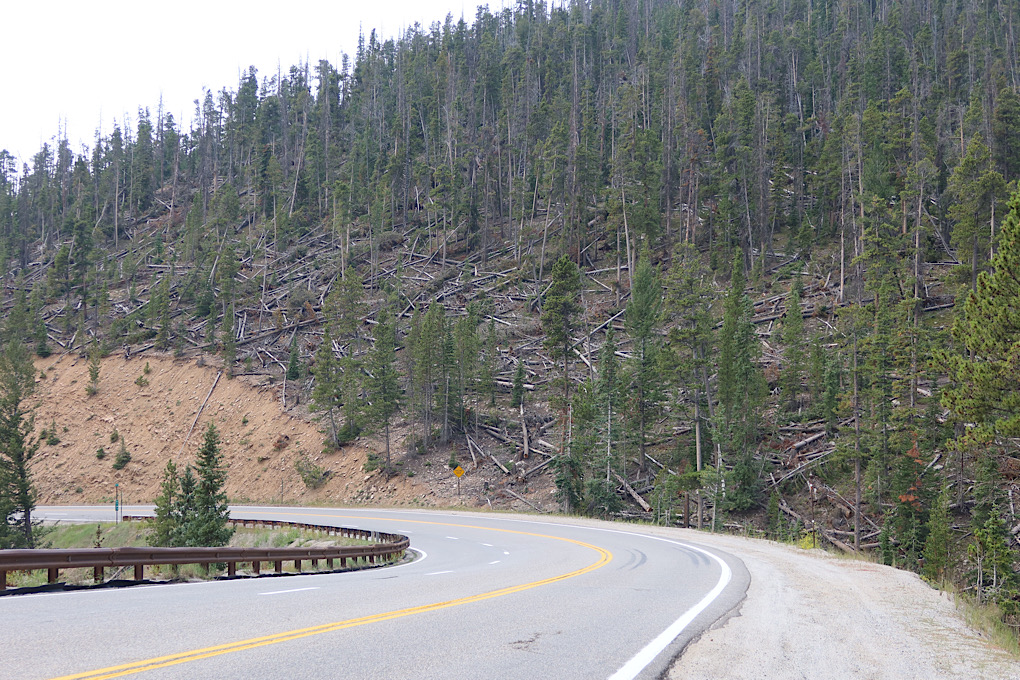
left=0, top=341, right=40, bottom=548
left=188, top=423, right=233, bottom=547
left=222, top=303, right=237, bottom=377
left=479, top=317, right=497, bottom=409
left=86, top=341, right=102, bottom=397
left=367, top=314, right=400, bottom=469
left=286, top=338, right=302, bottom=380
left=624, top=254, right=663, bottom=473
left=943, top=187, right=1020, bottom=444
left=922, top=484, right=952, bottom=586
left=969, top=505, right=1019, bottom=606
left=664, top=243, right=714, bottom=528
left=780, top=280, right=805, bottom=415
left=542, top=255, right=582, bottom=443
left=311, top=328, right=344, bottom=448
left=149, top=460, right=180, bottom=548
left=717, top=253, right=767, bottom=512
left=511, top=359, right=525, bottom=408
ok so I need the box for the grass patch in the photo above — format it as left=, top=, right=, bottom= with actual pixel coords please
left=45, top=521, right=151, bottom=550
left=956, top=590, right=1020, bottom=657
left=5, top=521, right=386, bottom=589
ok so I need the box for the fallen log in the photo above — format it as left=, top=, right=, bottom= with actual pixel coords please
left=503, top=488, right=546, bottom=513
left=613, top=472, right=652, bottom=512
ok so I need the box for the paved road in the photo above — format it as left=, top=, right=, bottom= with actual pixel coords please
left=8, top=506, right=748, bottom=680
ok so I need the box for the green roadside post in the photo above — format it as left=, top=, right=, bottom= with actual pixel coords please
left=115, top=483, right=120, bottom=523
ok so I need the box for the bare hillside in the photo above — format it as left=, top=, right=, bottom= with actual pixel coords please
left=29, top=352, right=556, bottom=511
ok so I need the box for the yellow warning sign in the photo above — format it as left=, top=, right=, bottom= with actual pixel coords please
left=453, top=465, right=465, bottom=477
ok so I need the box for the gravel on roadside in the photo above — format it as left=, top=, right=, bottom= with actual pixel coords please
left=655, top=529, right=1020, bottom=680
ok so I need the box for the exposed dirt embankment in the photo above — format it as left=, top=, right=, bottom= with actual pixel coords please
left=29, top=353, right=428, bottom=507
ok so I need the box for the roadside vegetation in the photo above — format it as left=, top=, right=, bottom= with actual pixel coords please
left=3, top=520, right=374, bottom=590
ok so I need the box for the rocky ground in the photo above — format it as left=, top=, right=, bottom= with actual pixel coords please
left=29, top=352, right=556, bottom=511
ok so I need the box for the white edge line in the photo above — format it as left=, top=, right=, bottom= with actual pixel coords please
left=607, top=541, right=732, bottom=680
left=259, top=587, right=320, bottom=596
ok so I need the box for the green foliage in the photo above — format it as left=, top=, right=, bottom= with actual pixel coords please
left=510, top=360, right=525, bottom=408
left=294, top=455, right=328, bottom=489
left=148, top=424, right=233, bottom=548
left=943, top=187, right=1020, bottom=443
left=624, top=254, right=663, bottom=471
left=286, top=339, right=303, bottom=380
left=86, top=344, right=101, bottom=396
left=717, top=253, right=767, bottom=512
left=366, top=314, right=401, bottom=467
left=43, top=419, right=60, bottom=446
left=190, top=423, right=233, bottom=547
left=542, top=255, right=582, bottom=411
left=780, top=281, right=805, bottom=414
left=922, top=485, right=953, bottom=586
left=0, top=341, right=41, bottom=548
left=969, top=505, right=1020, bottom=607
left=363, top=452, right=381, bottom=473
left=112, top=440, right=131, bottom=470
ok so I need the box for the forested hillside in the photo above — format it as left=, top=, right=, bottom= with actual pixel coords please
left=2, top=0, right=1020, bottom=627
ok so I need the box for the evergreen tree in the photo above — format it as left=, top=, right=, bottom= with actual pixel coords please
left=542, top=255, right=582, bottom=431
left=86, top=342, right=101, bottom=397
left=188, top=423, right=233, bottom=547
left=367, top=314, right=400, bottom=469
left=0, top=341, right=40, bottom=548
left=716, top=253, right=767, bottom=512
left=624, top=254, right=663, bottom=473
left=312, top=328, right=344, bottom=448
left=286, top=338, right=302, bottom=380
left=943, top=187, right=1020, bottom=453
left=922, top=484, right=952, bottom=586
left=148, top=460, right=181, bottom=548
left=479, top=317, right=497, bottom=409
left=510, top=359, right=525, bottom=408
left=780, top=280, right=806, bottom=415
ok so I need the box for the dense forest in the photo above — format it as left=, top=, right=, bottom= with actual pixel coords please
left=2, top=0, right=1020, bottom=627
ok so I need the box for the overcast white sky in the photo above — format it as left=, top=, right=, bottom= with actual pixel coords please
left=2, top=0, right=534, bottom=167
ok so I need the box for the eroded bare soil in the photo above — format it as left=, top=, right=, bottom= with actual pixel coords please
left=29, top=352, right=556, bottom=511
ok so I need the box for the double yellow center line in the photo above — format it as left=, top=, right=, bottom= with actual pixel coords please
left=50, top=516, right=612, bottom=680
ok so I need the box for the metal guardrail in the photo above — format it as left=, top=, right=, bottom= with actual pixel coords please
left=0, top=516, right=410, bottom=591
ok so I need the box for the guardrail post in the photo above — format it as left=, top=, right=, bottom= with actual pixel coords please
left=134, top=564, right=144, bottom=581
left=48, top=568, right=59, bottom=584
left=0, top=570, right=6, bottom=590
left=93, top=566, right=103, bottom=583
left=327, top=557, right=334, bottom=570
left=227, top=562, right=236, bottom=577
left=274, top=560, right=283, bottom=573
left=252, top=561, right=261, bottom=575
left=294, top=559, right=302, bottom=573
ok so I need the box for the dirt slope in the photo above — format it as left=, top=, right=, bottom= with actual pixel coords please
left=28, top=352, right=524, bottom=509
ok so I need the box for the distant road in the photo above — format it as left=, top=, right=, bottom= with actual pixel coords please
left=9, top=506, right=747, bottom=680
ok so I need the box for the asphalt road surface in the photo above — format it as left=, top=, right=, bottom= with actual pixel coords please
left=8, top=506, right=748, bottom=680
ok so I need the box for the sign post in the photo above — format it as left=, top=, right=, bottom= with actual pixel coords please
left=453, top=465, right=464, bottom=496
left=114, top=483, right=120, bottom=523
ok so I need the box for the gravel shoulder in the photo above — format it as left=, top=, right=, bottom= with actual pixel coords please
left=656, top=529, right=1020, bottom=680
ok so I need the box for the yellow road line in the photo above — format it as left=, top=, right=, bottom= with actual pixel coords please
left=49, top=515, right=612, bottom=680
